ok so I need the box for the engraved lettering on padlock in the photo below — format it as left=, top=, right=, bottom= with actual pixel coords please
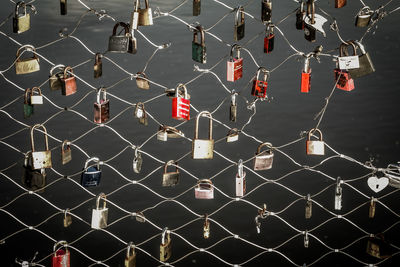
left=172, top=84, right=190, bottom=121
left=335, top=0, right=346, bottom=8
left=192, top=111, right=214, bottom=159
left=193, top=0, right=201, bottom=16
left=192, top=25, right=206, bottom=64
left=94, top=53, right=102, bottom=78
left=132, top=147, right=143, bottom=173
left=94, top=88, right=110, bottom=124
left=236, top=159, right=246, bottom=197
left=81, top=157, right=101, bottom=187
left=227, top=44, right=243, bottom=82
left=369, top=197, right=376, bottom=218
left=226, top=128, right=239, bottom=143
left=137, top=0, right=153, bottom=26
left=13, top=2, right=36, bottom=34
left=264, top=23, right=274, bottom=53
left=160, top=228, right=171, bottom=262
left=130, top=1, right=139, bottom=31
left=296, top=1, right=305, bottom=30
left=91, top=193, right=108, bottom=229
left=134, top=102, right=148, bottom=125
left=108, top=22, right=131, bottom=53
left=355, top=6, right=373, bottom=27
left=234, top=6, right=245, bottom=41
left=334, top=178, right=342, bottom=210
left=251, top=67, right=269, bottom=98
left=306, top=128, right=325, bottom=155
left=125, top=242, right=136, bottom=267
left=203, top=214, right=210, bottom=239
left=261, top=0, right=272, bottom=22
left=60, top=0, right=67, bottom=15
left=22, top=151, right=46, bottom=193
left=136, top=72, right=150, bottom=90
left=52, top=241, right=70, bottom=267
left=195, top=179, right=214, bottom=199
left=23, top=88, right=34, bottom=118
left=61, top=66, right=77, bottom=96
left=301, top=56, right=311, bottom=93
left=15, top=45, right=40, bottom=74
left=49, top=64, right=65, bottom=91
left=61, top=140, right=72, bottom=165
left=30, top=124, right=52, bottom=170
left=305, top=194, right=312, bottom=219
left=29, top=87, right=43, bottom=105
left=348, top=40, right=375, bottom=79
left=253, top=142, right=274, bottom=170
left=162, top=160, right=179, bottom=187
left=63, top=208, right=72, bottom=228
left=230, top=92, right=237, bottom=122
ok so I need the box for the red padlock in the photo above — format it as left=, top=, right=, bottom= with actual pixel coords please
left=61, top=66, right=77, bottom=96
left=52, top=241, right=70, bottom=267
left=227, top=44, right=243, bottom=82
left=251, top=67, right=269, bottom=98
left=264, top=23, right=274, bottom=54
left=334, top=69, right=355, bottom=91
left=301, top=57, right=311, bottom=93
left=172, top=84, right=190, bottom=121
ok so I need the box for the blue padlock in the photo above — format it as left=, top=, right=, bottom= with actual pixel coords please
left=81, top=157, right=101, bottom=187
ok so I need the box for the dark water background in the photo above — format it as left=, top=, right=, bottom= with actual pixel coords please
left=0, top=0, right=399, bottom=266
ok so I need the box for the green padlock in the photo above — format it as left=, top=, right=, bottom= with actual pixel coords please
left=23, top=88, right=34, bottom=118
left=192, top=25, right=206, bottom=64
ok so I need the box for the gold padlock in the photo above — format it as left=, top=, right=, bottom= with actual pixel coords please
left=94, top=53, right=102, bottom=78
left=125, top=242, right=136, bottom=267
left=136, top=72, right=150, bottom=90
left=13, top=2, right=36, bottom=34
left=160, top=228, right=171, bottom=262
left=63, top=208, right=72, bottom=227
left=137, top=0, right=153, bottom=26
left=49, top=64, right=65, bottom=91
left=192, top=111, right=214, bottom=159
left=253, top=142, right=274, bottom=171
left=162, top=160, right=179, bottom=187
left=306, top=128, right=325, bottom=155
left=369, top=197, right=376, bottom=218
left=30, top=124, right=52, bottom=170
left=15, top=45, right=40, bottom=75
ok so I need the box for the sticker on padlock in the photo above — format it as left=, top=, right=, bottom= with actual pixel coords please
left=195, top=179, right=214, bottom=199
left=22, top=151, right=46, bottom=193
left=29, top=87, right=43, bottom=105
left=137, top=0, right=153, bottom=26
left=226, top=128, right=239, bottom=143
left=125, top=242, right=136, bottom=267
left=30, top=124, right=52, bottom=170
left=192, top=111, right=214, bottom=159
left=338, top=56, right=360, bottom=70
left=301, top=57, right=311, bottom=93
left=160, top=228, right=171, bottom=262
left=253, top=142, right=274, bottom=171
left=234, top=6, right=245, bottom=41
left=203, top=214, right=210, bottom=239
left=227, top=44, right=243, bottom=82
left=264, top=23, right=274, bottom=53
left=261, top=0, right=272, bottom=22
left=94, top=88, right=110, bottom=124
left=15, top=45, right=40, bottom=75
left=162, top=160, right=179, bottom=187
left=230, top=92, right=237, bottom=122
left=134, top=102, right=148, bottom=126
left=251, top=67, right=269, bottom=98
left=23, top=88, right=34, bottom=118
left=63, top=208, right=72, bottom=228
left=52, top=241, right=70, bottom=267
left=61, top=66, right=77, bottom=96
left=132, top=147, right=143, bottom=173
left=193, top=0, right=201, bottom=16
left=348, top=40, right=375, bottom=79
left=61, top=140, right=72, bottom=165
left=49, top=64, right=65, bottom=91
left=81, top=157, right=101, bottom=187
left=94, top=53, right=102, bottom=78
left=192, top=25, right=206, bottom=64
left=108, top=22, right=131, bottom=53
left=136, top=72, right=150, bottom=90
left=236, top=159, right=246, bottom=197
left=305, top=194, right=312, bottom=219
left=91, top=193, right=108, bottom=229
left=60, top=0, right=67, bottom=15
left=172, top=84, right=190, bottom=121
left=306, top=128, right=325, bottom=155
left=355, top=6, right=373, bottom=27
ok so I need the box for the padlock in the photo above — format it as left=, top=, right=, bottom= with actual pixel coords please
left=81, top=157, right=101, bottom=187
left=136, top=72, right=150, bottom=90
left=137, top=0, right=153, bottom=26
left=13, top=2, right=35, bottom=34
left=160, top=228, right=172, bottom=262
left=203, top=214, right=210, bottom=239
left=130, top=1, right=139, bottom=31
left=355, top=6, right=373, bottom=27
left=157, top=125, right=184, bottom=141
left=264, top=23, right=274, bottom=53
left=195, top=179, right=214, bottom=199
left=226, top=128, right=239, bottom=143
left=15, top=45, right=40, bottom=75
left=192, top=111, right=214, bottom=159
left=94, top=53, right=102, bottom=78
left=61, top=66, right=77, bottom=96
left=128, top=29, right=138, bottom=55
left=304, top=230, right=309, bottom=248
left=366, top=238, right=381, bottom=259
left=108, top=22, right=131, bottom=53
left=192, top=25, right=206, bottom=64
left=301, top=56, right=311, bottom=93
left=306, top=128, right=325, bottom=155
left=193, top=0, right=201, bottom=16
left=134, top=102, right=148, bottom=125
left=132, top=147, right=142, bottom=173
left=60, top=0, right=67, bottom=15
left=369, top=197, right=376, bottom=218
left=91, top=193, right=108, bottom=229
left=30, top=124, right=52, bottom=170
left=63, top=208, right=72, bottom=228
left=172, top=84, right=190, bottom=121
left=295, top=1, right=305, bottom=30
left=304, top=1, right=316, bottom=42
left=157, top=125, right=168, bottom=141
left=305, top=194, right=312, bottom=219
left=94, top=88, right=110, bottom=124
left=23, top=88, right=34, bottom=118
left=334, top=178, right=342, bottom=210
left=61, top=140, right=72, bottom=165
left=253, top=142, right=274, bottom=171
left=125, top=242, right=136, bottom=267
left=136, top=211, right=146, bottom=222
left=251, top=67, right=269, bottom=98
left=29, top=87, right=43, bottom=105
left=234, top=6, right=245, bottom=41
left=227, top=44, right=243, bottom=82
left=335, top=0, right=346, bottom=8
left=230, top=92, right=237, bottom=122
left=236, top=159, right=246, bottom=197
left=334, top=69, right=354, bottom=91
left=366, top=234, right=392, bottom=259
left=162, top=160, right=179, bottom=187
left=52, top=241, right=70, bottom=267
left=261, top=0, right=272, bottom=23
left=348, top=41, right=375, bottom=79
left=21, top=151, right=46, bottom=193
left=49, top=64, right=65, bottom=91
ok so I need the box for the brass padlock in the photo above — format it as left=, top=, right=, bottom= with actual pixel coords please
left=134, top=102, right=148, bottom=125
left=253, top=142, right=274, bottom=171
left=23, top=88, right=34, bottom=118
left=61, top=66, right=77, bottom=96
left=230, top=92, right=237, bottom=122
left=193, top=0, right=201, bottom=16
left=13, top=2, right=36, bottom=34
left=60, top=0, right=67, bottom=15
left=108, top=22, right=131, bottom=53
left=192, top=111, right=214, bottom=159
left=94, top=53, right=102, bottom=78
left=306, top=128, right=324, bottom=155
left=94, top=88, right=110, bottom=124
left=234, top=6, right=245, bottom=41
left=29, top=87, right=43, bottom=105
left=91, top=193, right=108, bottom=229
left=226, top=128, right=239, bottom=143
left=125, top=242, right=136, bottom=267
left=30, top=124, right=52, bottom=170
left=61, top=140, right=72, bottom=165
left=355, top=6, right=373, bottom=27
left=21, top=151, right=46, bottom=193
left=369, top=197, right=376, bottom=218
left=261, top=0, right=272, bottom=23
left=335, top=0, right=346, bottom=8
left=348, top=40, right=375, bottom=79
left=132, top=147, right=142, bottom=173
left=305, top=194, right=312, bottom=219
left=63, top=208, right=72, bottom=227
left=15, top=45, right=40, bottom=75
left=192, top=25, right=206, bottom=64
left=162, top=160, right=179, bottom=187
left=160, top=228, right=171, bottom=262
left=49, top=64, right=65, bottom=91
left=203, top=214, right=210, bottom=239
left=136, top=72, right=150, bottom=90
left=137, top=0, right=153, bottom=26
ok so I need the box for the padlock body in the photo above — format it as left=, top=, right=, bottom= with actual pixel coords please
left=136, top=77, right=150, bottom=90
left=133, top=154, right=142, bottom=173
left=234, top=23, right=245, bottom=41
left=160, top=239, right=171, bottom=262
left=30, top=95, right=43, bottom=105
left=63, top=214, right=72, bottom=227
left=138, top=8, right=153, bottom=26
left=128, top=37, right=137, bottom=54
left=108, top=36, right=130, bottom=53
left=369, top=201, right=376, bottom=218
left=15, top=58, right=40, bottom=75
left=195, top=186, right=214, bottom=199
left=49, top=73, right=63, bottom=91
left=61, top=147, right=72, bottom=165
left=192, top=42, right=206, bottom=64
left=306, top=140, right=325, bottom=155
left=227, top=58, right=243, bottom=82
left=335, top=0, right=347, bottom=8
left=24, top=103, right=34, bottom=118
left=172, top=97, right=190, bottom=121
left=91, top=208, right=108, bottom=229
left=230, top=104, right=237, bottom=122
left=334, top=69, right=355, bottom=91
left=130, top=11, right=139, bottom=30
left=355, top=15, right=371, bottom=27
left=81, top=166, right=101, bottom=187
left=304, top=24, right=316, bottom=42
left=305, top=201, right=312, bottom=219
left=251, top=79, right=268, bottom=98
left=264, top=34, right=274, bottom=53
left=94, top=62, right=102, bottom=78
left=157, top=132, right=168, bottom=141
left=235, top=172, right=246, bottom=197
left=301, top=71, right=311, bottom=93
left=253, top=153, right=274, bottom=170
left=261, top=1, right=272, bottom=22
left=22, top=165, right=46, bottom=193
left=61, top=76, right=77, bottom=96
left=162, top=172, right=179, bottom=187
left=14, top=14, right=30, bottom=34
left=193, top=0, right=201, bottom=16
left=348, top=53, right=375, bottom=79
left=192, top=139, right=214, bottom=159
left=52, top=249, right=70, bottom=267
left=226, top=133, right=238, bottom=143
left=125, top=253, right=136, bottom=267
left=94, top=100, right=110, bottom=124
left=60, top=0, right=67, bottom=15
left=31, top=151, right=52, bottom=169
left=334, top=193, right=342, bottom=210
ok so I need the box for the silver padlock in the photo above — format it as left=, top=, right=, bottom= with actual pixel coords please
left=91, top=193, right=108, bottom=229
left=30, top=124, right=52, bottom=170
left=157, top=125, right=168, bottom=141
left=195, top=179, right=214, bottom=199
left=203, top=214, right=210, bottom=239
left=192, top=111, right=214, bottom=159
left=304, top=230, right=309, bottom=248
left=230, top=92, right=237, bottom=121
left=305, top=194, right=312, bottom=219
left=30, top=87, right=43, bottom=105
left=130, top=0, right=139, bottom=31
left=306, top=128, right=325, bottom=155
left=226, top=128, right=239, bottom=143
left=134, top=102, right=148, bottom=125
left=162, top=160, right=179, bottom=187
left=236, top=159, right=246, bottom=197
left=132, top=147, right=142, bottom=173
left=334, top=178, right=342, bottom=210
left=355, top=6, right=373, bottom=27
left=253, top=142, right=274, bottom=171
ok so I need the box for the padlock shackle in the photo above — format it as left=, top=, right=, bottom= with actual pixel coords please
left=24, top=87, right=32, bottom=103
left=234, top=6, right=245, bottom=26
left=96, top=87, right=107, bottom=104
left=133, top=147, right=140, bottom=158
left=112, top=21, right=130, bottom=36
left=161, top=227, right=169, bottom=245
left=193, top=25, right=205, bottom=47
left=197, top=179, right=213, bottom=188
left=256, top=142, right=273, bottom=154
left=136, top=71, right=148, bottom=80
left=23, top=151, right=31, bottom=166
left=339, top=42, right=357, bottom=57
left=84, top=157, right=100, bottom=169
left=306, top=193, right=311, bottom=202
left=306, top=0, right=315, bottom=24
left=255, top=67, right=269, bottom=82
left=307, top=128, right=323, bottom=141
left=30, top=124, right=49, bottom=152
left=126, top=242, right=135, bottom=257
left=352, top=40, right=367, bottom=55
left=53, top=240, right=68, bottom=253
left=228, top=128, right=239, bottom=136
left=64, top=208, right=70, bottom=219
left=15, top=1, right=26, bottom=16
left=265, top=23, right=274, bottom=35
left=164, top=160, right=179, bottom=174
left=229, top=44, right=241, bottom=61
left=61, top=140, right=70, bottom=151
left=175, top=83, right=188, bottom=99
left=231, top=91, right=237, bottom=105
left=359, top=6, right=372, bottom=16
left=96, top=192, right=107, bottom=209
left=95, top=53, right=102, bottom=64
left=138, top=0, right=150, bottom=9
left=237, top=159, right=244, bottom=178
left=194, top=111, right=213, bottom=140
left=30, top=86, right=42, bottom=96
left=50, top=64, right=65, bottom=76
left=63, top=66, right=74, bottom=78
left=303, top=56, right=311, bottom=73
left=16, top=45, right=39, bottom=61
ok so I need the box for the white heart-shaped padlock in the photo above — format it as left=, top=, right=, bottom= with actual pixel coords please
left=367, top=176, right=389, bottom=193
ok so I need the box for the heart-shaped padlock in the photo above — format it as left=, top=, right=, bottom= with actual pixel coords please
left=367, top=176, right=389, bottom=193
